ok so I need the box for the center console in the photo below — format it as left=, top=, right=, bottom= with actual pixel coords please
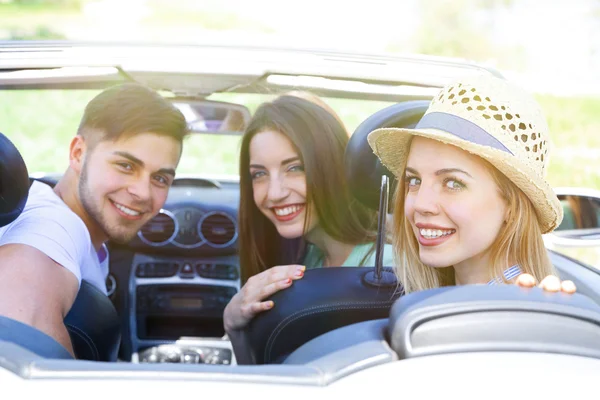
left=129, top=254, right=239, bottom=365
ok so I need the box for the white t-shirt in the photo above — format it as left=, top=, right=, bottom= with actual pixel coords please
left=0, top=181, right=108, bottom=295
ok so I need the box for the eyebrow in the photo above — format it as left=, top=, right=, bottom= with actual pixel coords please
left=405, top=167, right=473, bottom=179
left=249, top=156, right=301, bottom=169
left=113, top=151, right=176, bottom=177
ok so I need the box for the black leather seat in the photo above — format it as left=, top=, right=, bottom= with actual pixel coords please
left=240, top=101, right=430, bottom=364
left=245, top=267, right=400, bottom=364
left=65, top=280, right=121, bottom=361
left=0, top=132, right=120, bottom=361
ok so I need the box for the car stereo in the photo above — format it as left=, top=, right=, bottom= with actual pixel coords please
left=136, top=284, right=237, bottom=340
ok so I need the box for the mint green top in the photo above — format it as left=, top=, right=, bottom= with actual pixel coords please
left=303, top=243, right=395, bottom=269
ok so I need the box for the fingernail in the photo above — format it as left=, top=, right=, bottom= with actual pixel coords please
left=297, top=265, right=306, bottom=272
left=284, top=278, right=292, bottom=284
left=294, top=270, right=304, bottom=278
left=266, top=301, right=274, bottom=309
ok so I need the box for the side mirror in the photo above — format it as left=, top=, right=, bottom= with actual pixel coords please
left=546, top=188, right=600, bottom=247
left=170, top=99, right=251, bottom=135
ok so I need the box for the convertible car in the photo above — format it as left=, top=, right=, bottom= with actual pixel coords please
left=1, top=41, right=600, bottom=396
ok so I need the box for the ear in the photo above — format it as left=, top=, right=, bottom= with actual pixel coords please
left=68, top=135, right=87, bottom=174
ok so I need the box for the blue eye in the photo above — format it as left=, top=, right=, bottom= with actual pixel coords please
left=288, top=164, right=304, bottom=173
left=405, top=176, right=421, bottom=187
left=250, top=170, right=266, bottom=180
left=445, top=178, right=466, bottom=190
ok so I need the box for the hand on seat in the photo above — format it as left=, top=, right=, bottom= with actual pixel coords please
left=223, top=264, right=306, bottom=332
left=515, top=273, right=577, bottom=294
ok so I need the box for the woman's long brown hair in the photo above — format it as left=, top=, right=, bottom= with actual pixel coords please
left=238, top=95, right=378, bottom=284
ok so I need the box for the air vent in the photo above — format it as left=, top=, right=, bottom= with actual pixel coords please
left=198, top=212, right=237, bottom=248
left=138, top=210, right=178, bottom=246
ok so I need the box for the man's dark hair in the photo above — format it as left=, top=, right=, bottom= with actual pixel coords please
left=77, top=83, right=187, bottom=146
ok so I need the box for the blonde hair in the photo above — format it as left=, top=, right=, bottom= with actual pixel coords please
left=392, top=152, right=556, bottom=294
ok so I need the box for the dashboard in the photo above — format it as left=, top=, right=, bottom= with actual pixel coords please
left=105, top=177, right=242, bottom=365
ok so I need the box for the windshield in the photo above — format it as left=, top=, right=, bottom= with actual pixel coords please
left=3, top=89, right=397, bottom=177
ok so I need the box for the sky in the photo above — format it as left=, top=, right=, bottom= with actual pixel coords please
left=3, top=0, right=597, bottom=95
left=72, top=0, right=600, bottom=95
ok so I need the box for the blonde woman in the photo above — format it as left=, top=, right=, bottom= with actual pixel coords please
left=368, top=75, right=576, bottom=294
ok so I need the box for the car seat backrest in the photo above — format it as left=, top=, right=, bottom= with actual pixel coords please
left=0, top=132, right=29, bottom=227
left=64, top=280, right=121, bottom=361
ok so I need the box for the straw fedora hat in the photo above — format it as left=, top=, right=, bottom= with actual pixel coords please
left=367, top=75, right=562, bottom=234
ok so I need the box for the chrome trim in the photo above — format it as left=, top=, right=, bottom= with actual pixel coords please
left=137, top=209, right=179, bottom=247
left=106, top=274, right=117, bottom=297
left=554, top=187, right=600, bottom=198
left=132, top=338, right=236, bottom=365
left=134, top=274, right=239, bottom=287
left=544, top=233, right=600, bottom=248
left=197, top=211, right=238, bottom=249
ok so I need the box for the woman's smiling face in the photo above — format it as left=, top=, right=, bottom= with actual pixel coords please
left=404, top=136, right=508, bottom=271
left=249, top=129, right=317, bottom=239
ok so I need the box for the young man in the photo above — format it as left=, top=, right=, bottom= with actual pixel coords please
left=0, top=83, right=188, bottom=355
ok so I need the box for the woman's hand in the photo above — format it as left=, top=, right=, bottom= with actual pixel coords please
left=515, top=273, right=576, bottom=294
left=224, top=264, right=306, bottom=332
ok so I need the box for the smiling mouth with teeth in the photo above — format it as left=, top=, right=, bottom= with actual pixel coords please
left=112, top=201, right=142, bottom=217
left=273, top=204, right=304, bottom=217
left=419, top=228, right=455, bottom=239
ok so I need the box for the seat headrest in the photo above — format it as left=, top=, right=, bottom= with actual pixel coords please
left=0, top=133, right=29, bottom=227
left=244, top=267, right=401, bottom=364
left=345, top=101, right=430, bottom=211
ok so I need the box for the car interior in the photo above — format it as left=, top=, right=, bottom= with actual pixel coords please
left=3, top=43, right=600, bottom=382
left=4, top=91, right=600, bottom=384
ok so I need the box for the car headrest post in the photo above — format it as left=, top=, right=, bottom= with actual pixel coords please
left=374, top=175, right=389, bottom=281
left=363, top=175, right=396, bottom=288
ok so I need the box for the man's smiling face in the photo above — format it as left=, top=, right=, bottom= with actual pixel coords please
left=78, top=132, right=181, bottom=244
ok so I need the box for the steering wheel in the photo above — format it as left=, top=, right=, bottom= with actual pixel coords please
left=241, top=101, right=430, bottom=364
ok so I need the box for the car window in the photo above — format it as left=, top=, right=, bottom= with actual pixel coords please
left=2, top=89, right=396, bottom=176
left=1, top=89, right=101, bottom=174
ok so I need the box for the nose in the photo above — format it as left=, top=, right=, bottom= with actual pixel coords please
left=412, top=182, right=440, bottom=215
left=267, top=173, right=290, bottom=203
left=127, top=176, right=152, bottom=203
